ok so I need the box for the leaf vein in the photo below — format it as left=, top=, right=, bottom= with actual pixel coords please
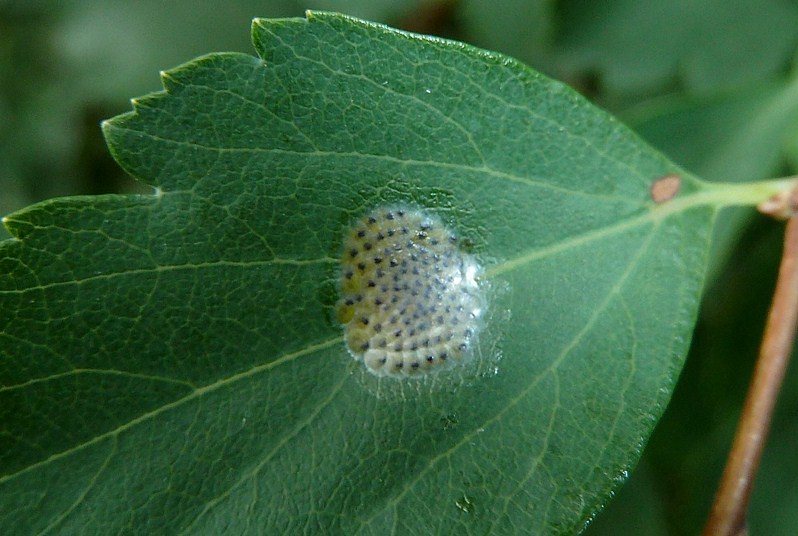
left=0, top=336, right=343, bottom=484
left=0, top=369, right=196, bottom=394
left=0, top=257, right=337, bottom=296
left=105, top=123, right=642, bottom=204
left=178, top=370, right=349, bottom=535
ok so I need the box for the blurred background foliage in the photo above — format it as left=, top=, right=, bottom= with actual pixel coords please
left=2, top=1, right=798, bottom=534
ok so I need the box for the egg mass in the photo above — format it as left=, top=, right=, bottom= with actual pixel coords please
left=337, top=206, right=485, bottom=378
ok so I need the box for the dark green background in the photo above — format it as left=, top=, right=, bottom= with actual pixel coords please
left=2, top=1, right=797, bottom=534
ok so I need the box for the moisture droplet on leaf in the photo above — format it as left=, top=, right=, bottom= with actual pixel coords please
left=337, top=206, right=486, bottom=378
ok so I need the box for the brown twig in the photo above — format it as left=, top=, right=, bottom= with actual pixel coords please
left=702, top=215, right=798, bottom=536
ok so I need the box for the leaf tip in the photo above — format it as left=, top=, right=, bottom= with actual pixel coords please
left=250, top=17, right=266, bottom=32
left=99, top=117, right=114, bottom=134
left=1, top=212, right=26, bottom=241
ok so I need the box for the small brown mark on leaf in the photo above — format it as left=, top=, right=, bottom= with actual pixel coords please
left=650, top=174, right=682, bottom=204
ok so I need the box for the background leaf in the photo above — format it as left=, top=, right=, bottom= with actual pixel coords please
left=0, top=12, right=731, bottom=535
left=552, top=0, right=798, bottom=98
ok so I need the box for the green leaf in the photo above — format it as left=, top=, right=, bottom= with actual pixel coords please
left=627, top=76, right=798, bottom=182
left=555, top=0, right=798, bottom=96
left=0, top=12, right=786, bottom=535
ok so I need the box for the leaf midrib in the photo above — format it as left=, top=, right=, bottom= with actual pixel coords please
left=0, top=185, right=713, bottom=299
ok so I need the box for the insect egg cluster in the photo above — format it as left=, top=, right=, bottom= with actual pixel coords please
left=337, top=206, right=485, bottom=378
